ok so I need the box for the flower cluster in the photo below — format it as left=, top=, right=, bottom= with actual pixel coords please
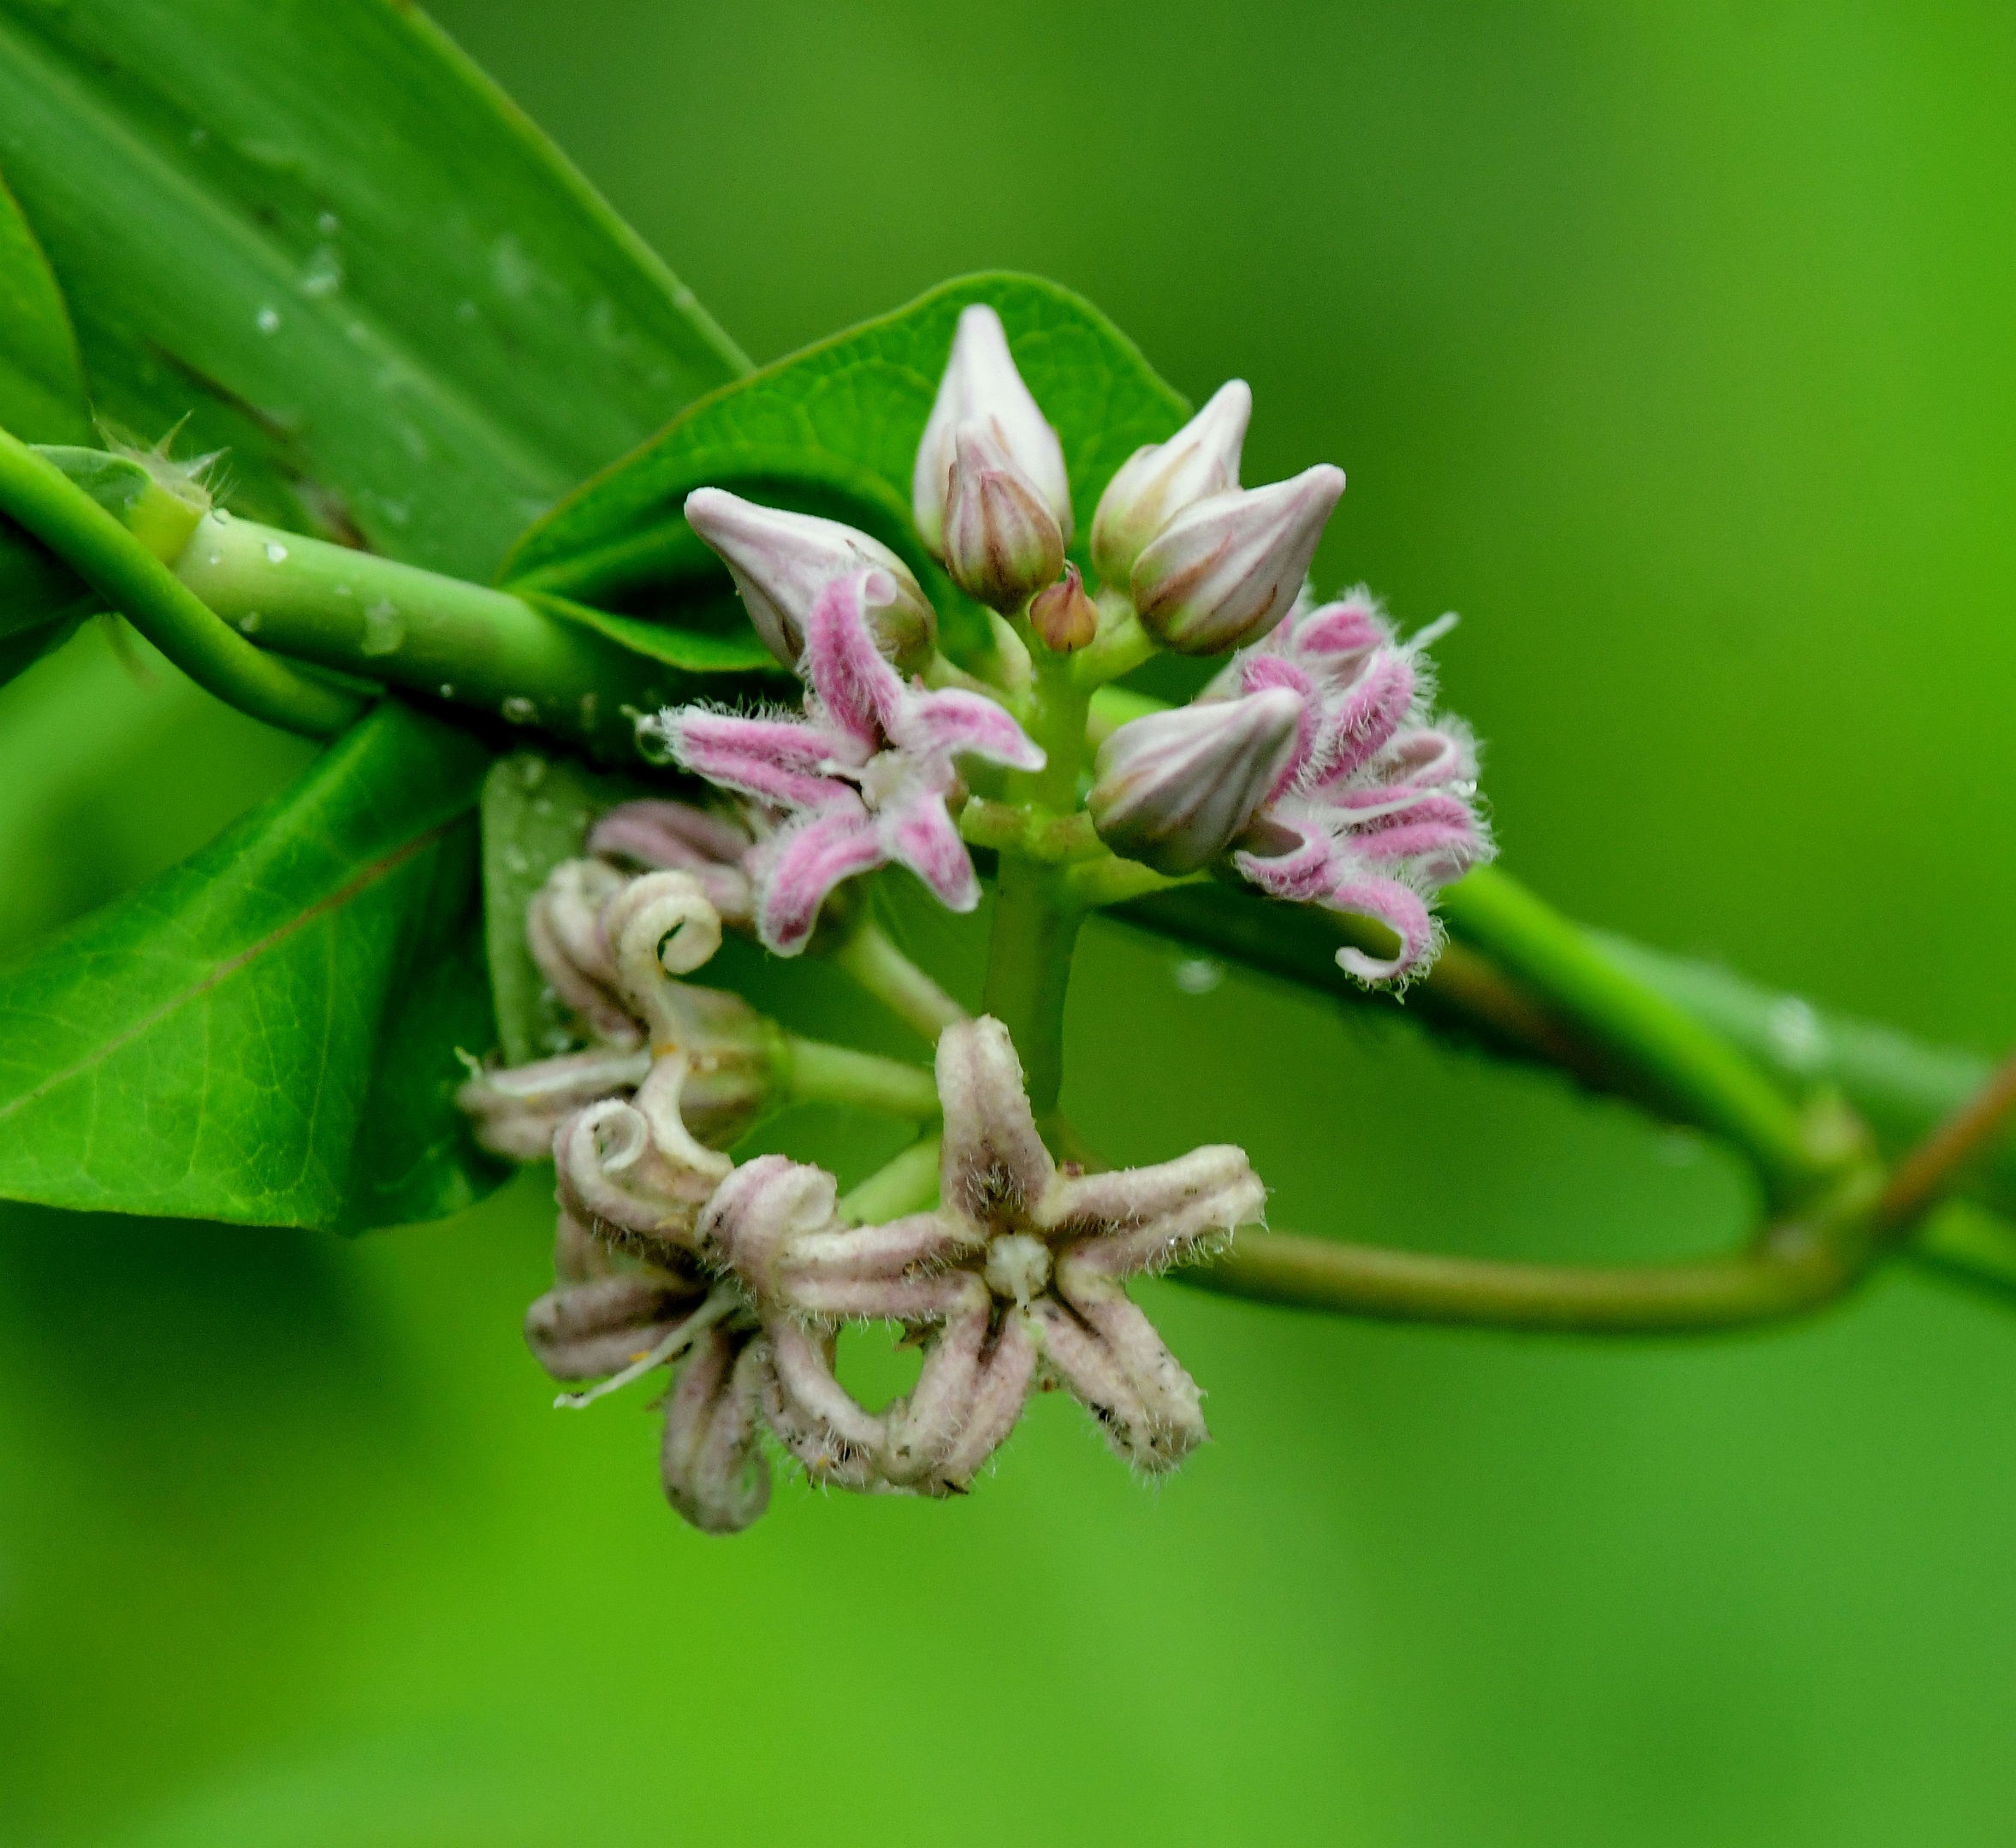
left=460, top=832, right=1265, bottom=1532
left=637, top=302, right=1485, bottom=980
left=454, top=294, right=1491, bottom=1534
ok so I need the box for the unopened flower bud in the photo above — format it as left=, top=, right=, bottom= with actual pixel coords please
left=1087, top=688, right=1304, bottom=874
left=913, top=304, right=1072, bottom=559
left=1088, top=380, right=1251, bottom=589
left=684, top=487, right=936, bottom=672
left=941, top=422, right=1066, bottom=612
left=1029, top=563, right=1100, bottom=654
left=1131, top=465, right=1345, bottom=654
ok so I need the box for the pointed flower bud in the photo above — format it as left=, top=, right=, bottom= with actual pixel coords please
left=1088, top=380, right=1251, bottom=589
left=913, top=303, right=1072, bottom=559
left=1130, top=465, right=1346, bottom=654
left=1088, top=687, right=1304, bottom=875
left=684, top=487, right=936, bottom=672
left=1029, top=563, right=1100, bottom=653
left=940, top=421, right=1067, bottom=613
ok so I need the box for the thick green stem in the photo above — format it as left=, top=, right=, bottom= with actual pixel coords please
left=827, top=921, right=965, bottom=1045
left=839, top=1135, right=944, bottom=1223
left=782, top=1036, right=940, bottom=1119
left=1438, top=868, right=1838, bottom=1205
left=0, top=426, right=360, bottom=736
left=170, top=512, right=685, bottom=762
left=981, top=854, right=1083, bottom=1122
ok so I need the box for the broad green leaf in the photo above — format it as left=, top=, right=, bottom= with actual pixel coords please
left=0, top=700, right=507, bottom=1230
left=0, top=0, right=749, bottom=581
left=501, top=272, right=1191, bottom=654
left=479, top=749, right=648, bottom=1066
left=0, top=163, right=87, bottom=443
left=530, top=590, right=782, bottom=675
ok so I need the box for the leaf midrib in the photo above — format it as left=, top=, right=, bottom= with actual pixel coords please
left=0, top=14, right=583, bottom=513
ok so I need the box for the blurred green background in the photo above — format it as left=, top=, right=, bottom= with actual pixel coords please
left=3, top=3, right=2014, bottom=1842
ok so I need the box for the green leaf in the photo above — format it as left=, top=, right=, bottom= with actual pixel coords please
left=0, top=162, right=87, bottom=444
left=501, top=272, right=1191, bottom=652
left=0, top=0, right=749, bottom=581
left=478, top=748, right=650, bottom=1066
left=0, top=700, right=507, bottom=1231
left=530, top=591, right=784, bottom=676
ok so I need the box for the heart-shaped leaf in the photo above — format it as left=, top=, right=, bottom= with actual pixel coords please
left=0, top=0, right=748, bottom=580
left=0, top=700, right=507, bottom=1231
left=501, top=272, right=1191, bottom=656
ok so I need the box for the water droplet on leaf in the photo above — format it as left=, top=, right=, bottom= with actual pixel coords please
left=360, top=600, right=405, bottom=655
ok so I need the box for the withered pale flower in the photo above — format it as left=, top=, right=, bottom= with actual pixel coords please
left=586, top=798, right=756, bottom=928
left=703, top=1017, right=1267, bottom=1478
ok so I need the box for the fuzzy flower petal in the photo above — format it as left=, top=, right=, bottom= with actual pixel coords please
left=659, top=567, right=1043, bottom=955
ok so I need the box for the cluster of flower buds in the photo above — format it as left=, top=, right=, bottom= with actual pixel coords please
left=1089, top=591, right=1492, bottom=980
left=1092, top=381, right=1345, bottom=654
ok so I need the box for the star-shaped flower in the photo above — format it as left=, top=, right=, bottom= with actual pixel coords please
left=658, top=567, right=1044, bottom=955
left=702, top=1016, right=1267, bottom=1484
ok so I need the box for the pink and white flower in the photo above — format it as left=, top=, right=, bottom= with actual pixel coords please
left=655, top=566, right=1044, bottom=955
left=1223, top=591, right=1493, bottom=983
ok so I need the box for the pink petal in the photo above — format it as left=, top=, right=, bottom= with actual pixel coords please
left=880, top=791, right=981, bottom=912
left=1344, top=794, right=1481, bottom=868
left=1312, top=649, right=1414, bottom=781
left=1324, top=874, right=1436, bottom=983
left=897, top=686, right=1045, bottom=773
left=803, top=570, right=906, bottom=750
left=1234, top=654, right=1319, bottom=795
left=668, top=708, right=851, bottom=810
left=752, top=808, right=886, bottom=954
left=1232, top=807, right=1336, bottom=903
left=1378, top=726, right=1470, bottom=790
left=1290, top=597, right=1384, bottom=667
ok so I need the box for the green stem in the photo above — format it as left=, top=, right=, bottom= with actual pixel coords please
left=1115, top=882, right=2016, bottom=1223
left=838, top=1134, right=944, bottom=1223
left=1183, top=1219, right=1861, bottom=1332
left=781, top=1036, right=940, bottom=1119
left=170, top=512, right=686, bottom=762
left=827, top=920, right=966, bottom=1045
left=1070, top=595, right=1158, bottom=690
left=1438, top=867, right=1836, bottom=1205
left=0, top=426, right=360, bottom=737
left=980, top=853, right=1084, bottom=1122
